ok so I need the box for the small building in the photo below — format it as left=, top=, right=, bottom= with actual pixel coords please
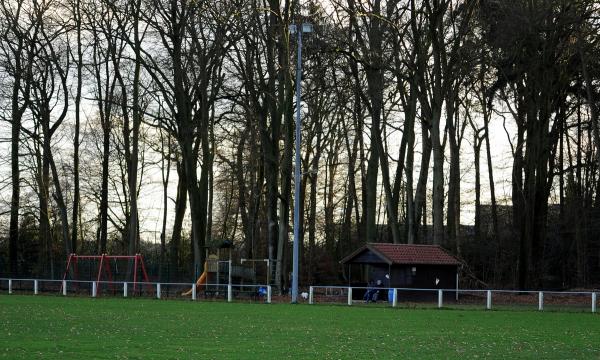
left=340, top=243, right=461, bottom=296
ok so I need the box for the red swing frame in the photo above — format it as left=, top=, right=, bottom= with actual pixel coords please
left=61, top=253, right=151, bottom=294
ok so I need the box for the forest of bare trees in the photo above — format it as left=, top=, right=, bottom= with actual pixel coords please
left=0, top=0, right=599, bottom=291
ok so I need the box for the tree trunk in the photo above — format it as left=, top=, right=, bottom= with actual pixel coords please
left=71, top=0, right=83, bottom=255
left=127, top=0, right=143, bottom=258
left=171, top=161, right=187, bottom=274
left=159, top=133, right=171, bottom=281
left=446, top=98, right=461, bottom=251
left=9, top=72, right=22, bottom=276
left=415, top=121, right=432, bottom=241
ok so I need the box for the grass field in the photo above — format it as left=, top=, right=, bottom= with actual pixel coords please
left=1, top=295, right=599, bottom=359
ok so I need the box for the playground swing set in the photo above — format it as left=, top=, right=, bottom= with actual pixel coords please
left=60, top=253, right=151, bottom=295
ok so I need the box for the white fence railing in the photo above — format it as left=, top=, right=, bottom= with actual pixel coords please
left=1, top=278, right=598, bottom=313
left=0, top=278, right=271, bottom=304
left=307, top=285, right=599, bottom=313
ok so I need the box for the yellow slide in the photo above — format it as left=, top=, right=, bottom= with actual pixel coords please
left=182, top=270, right=208, bottom=296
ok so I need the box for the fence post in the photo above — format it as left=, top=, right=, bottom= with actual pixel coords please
left=192, top=284, right=196, bottom=301
left=347, top=287, right=353, bottom=306
left=156, top=283, right=161, bottom=299
left=267, top=285, right=272, bottom=304
left=34, top=280, right=38, bottom=295
left=592, top=292, right=596, bottom=313
left=438, top=290, right=443, bottom=308
left=92, top=282, right=97, bottom=298
left=392, top=288, right=398, bottom=308
left=486, top=290, right=492, bottom=310
left=309, top=286, right=314, bottom=305
left=123, top=282, right=128, bottom=298
left=227, top=284, right=233, bottom=303
left=538, top=291, right=544, bottom=311
left=62, top=280, right=67, bottom=296
left=8, top=279, right=12, bottom=295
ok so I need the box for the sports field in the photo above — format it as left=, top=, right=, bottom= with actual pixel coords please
left=1, top=295, right=598, bottom=359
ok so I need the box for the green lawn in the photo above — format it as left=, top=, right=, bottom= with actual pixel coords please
left=0, top=295, right=598, bottom=359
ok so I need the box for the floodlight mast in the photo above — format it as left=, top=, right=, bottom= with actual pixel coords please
left=290, top=22, right=312, bottom=304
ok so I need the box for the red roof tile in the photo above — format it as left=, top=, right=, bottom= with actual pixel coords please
left=370, top=243, right=460, bottom=265
left=341, top=243, right=460, bottom=265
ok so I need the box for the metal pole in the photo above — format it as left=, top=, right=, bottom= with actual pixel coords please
left=123, top=282, right=128, bottom=298
left=156, top=283, right=161, bottom=299
left=62, top=280, right=67, bottom=296
left=538, top=291, right=544, bottom=311
left=266, top=259, right=270, bottom=287
left=309, top=286, right=314, bottom=304
left=438, top=290, right=443, bottom=308
left=192, top=284, right=196, bottom=301
left=456, top=272, right=459, bottom=301
left=486, top=290, right=492, bottom=310
left=267, top=285, right=272, bottom=304
left=228, top=260, right=232, bottom=290
left=8, top=279, right=12, bottom=295
left=292, top=26, right=303, bottom=304
left=392, top=288, right=398, bottom=307
left=228, top=259, right=233, bottom=302
left=593, top=292, right=597, bottom=313
left=34, top=280, right=38, bottom=295
left=92, top=281, right=97, bottom=298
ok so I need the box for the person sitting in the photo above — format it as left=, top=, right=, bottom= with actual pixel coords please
left=363, top=280, right=380, bottom=303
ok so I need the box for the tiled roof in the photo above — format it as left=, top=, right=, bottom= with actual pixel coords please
left=341, top=243, right=461, bottom=265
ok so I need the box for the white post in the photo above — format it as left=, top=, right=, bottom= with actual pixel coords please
left=267, top=285, right=272, bottom=304
left=347, top=287, right=353, bottom=306
left=592, top=292, right=596, bottom=313
left=309, top=286, right=314, bottom=304
left=34, top=280, right=38, bottom=295
left=123, top=282, right=128, bottom=298
left=8, top=279, right=12, bottom=295
left=538, top=291, right=544, bottom=311
left=192, top=284, right=196, bottom=301
left=228, top=284, right=233, bottom=303
left=486, top=290, right=492, bottom=310
left=62, top=280, right=67, bottom=296
left=438, top=290, right=443, bottom=308
left=92, top=281, right=97, bottom=298
left=156, top=283, right=161, bottom=299
left=392, top=288, right=398, bottom=308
